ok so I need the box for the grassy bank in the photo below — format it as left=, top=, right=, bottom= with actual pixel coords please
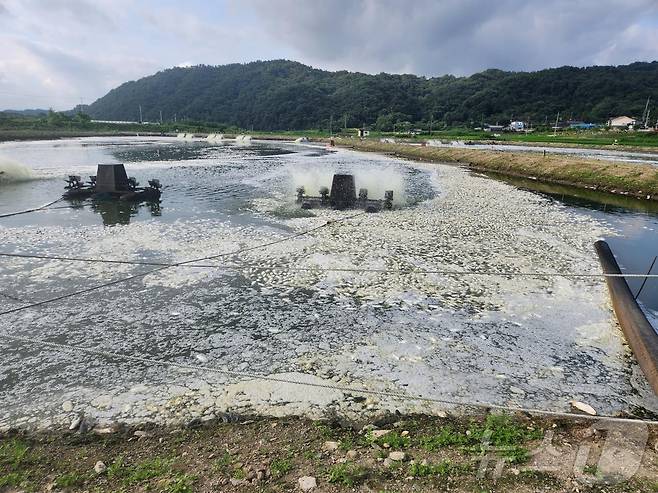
left=403, top=128, right=658, bottom=149
left=1, top=413, right=657, bottom=492
left=0, top=115, right=232, bottom=143
left=341, top=140, right=658, bottom=201
left=0, top=129, right=170, bottom=142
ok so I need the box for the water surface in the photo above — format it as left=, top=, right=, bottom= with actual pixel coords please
left=1, top=136, right=657, bottom=428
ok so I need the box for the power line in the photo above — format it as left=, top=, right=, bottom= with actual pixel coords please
left=0, top=213, right=364, bottom=317
left=1, top=331, right=656, bottom=426
left=2, top=251, right=658, bottom=278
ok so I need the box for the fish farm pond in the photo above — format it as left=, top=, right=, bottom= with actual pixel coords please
left=1, top=136, right=658, bottom=430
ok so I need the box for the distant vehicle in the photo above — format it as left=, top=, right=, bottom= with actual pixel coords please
left=509, top=121, right=525, bottom=132
left=569, top=122, right=598, bottom=130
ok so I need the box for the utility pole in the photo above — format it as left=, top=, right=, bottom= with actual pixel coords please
left=553, top=111, right=560, bottom=137
left=159, top=110, right=163, bottom=124
left=343, top=114, right=347, bottom=131
left=139, top=105, right=143, bottom=124
left=642, top=97, right=651, bottom=128
left=429, top=116, right=433, bottom=136
left=174, top=113, right=177, bottom=123
left=329, top=114, right=333, bottom=136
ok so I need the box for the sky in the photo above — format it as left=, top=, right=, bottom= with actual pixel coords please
left=1, top=0, right=658, bottom=110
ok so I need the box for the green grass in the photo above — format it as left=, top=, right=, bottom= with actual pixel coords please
left=313, top=421, right=338, bottom=439
left=367, top=431, right=411, bottom=449
left=327, top=463, right=370, bottom=486
left=212, top=451, right=234, bottom=475
left=407, top=460, right=473, bottom=477
left=417, top=414, right=543, bottom=464
left=338, top=437, right=356, bottom=451
left=55, top=471, right=89, bottom=488
left=270, top=457, right=294, bottom=477
left=473, top=414, right=543, bottom=446
left=0, top=471, right=26, bottom=488
left=419, top=425, right=470, bottom=450
left=164, top=473, right=196, bottom=493
left=107, top=456, right=173, bottom=485
left=0, top=438, right=30, bottom=468
left=302, top=450, right=321, bottom=462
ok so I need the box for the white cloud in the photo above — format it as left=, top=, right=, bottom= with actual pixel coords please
left=0, top=0, right=656, bottom=110
left=248, top=0, right=658, bottom=76
left=0, top=0, right=283, bottom=109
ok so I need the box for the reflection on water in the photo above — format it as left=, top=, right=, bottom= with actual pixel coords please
left=482, top=171, right=658, bottom=215
left=89, top=200, right=162, bottom=226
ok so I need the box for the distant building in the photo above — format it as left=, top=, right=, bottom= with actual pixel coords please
left=484, top=124, right=505, bottom=132
left=509, top=121, right=525, bottom=132
left=357, top=128, right=370, bottom=138
left=607, top=116, right=636, bottom=129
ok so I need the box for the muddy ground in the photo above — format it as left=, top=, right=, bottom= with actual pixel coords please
left=1, top=413, right=657, bottom=493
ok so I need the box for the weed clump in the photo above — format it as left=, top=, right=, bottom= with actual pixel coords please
left=418, top=414, right=543, bottom=464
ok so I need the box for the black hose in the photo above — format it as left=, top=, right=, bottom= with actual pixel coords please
left=0, top=198, right=63, bottom=219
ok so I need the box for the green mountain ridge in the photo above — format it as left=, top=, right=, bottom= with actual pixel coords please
left=86, top=59, right=658, bottom=130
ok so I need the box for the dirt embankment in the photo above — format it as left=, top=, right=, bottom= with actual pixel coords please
left=1, top=413, right=657, bottom=492
left=339, top=140, right=658, bottom=201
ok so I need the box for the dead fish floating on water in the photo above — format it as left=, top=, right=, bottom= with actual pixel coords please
left=63, top=163, right=161, bottom=203
left=296, top=174, right=393, bottom=213
left=569, top=400, right=597, bottom=416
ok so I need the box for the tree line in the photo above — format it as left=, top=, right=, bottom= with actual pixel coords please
left=85, top=60, right=658, bottom=131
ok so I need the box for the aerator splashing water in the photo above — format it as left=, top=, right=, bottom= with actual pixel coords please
left=296, top=173, right=393, bottom=212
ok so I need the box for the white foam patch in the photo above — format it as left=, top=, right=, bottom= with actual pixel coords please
left=2, top=139, right=658, bottom=429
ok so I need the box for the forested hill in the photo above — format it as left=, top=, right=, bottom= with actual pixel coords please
left=87, top=60, right=658, bottom=130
